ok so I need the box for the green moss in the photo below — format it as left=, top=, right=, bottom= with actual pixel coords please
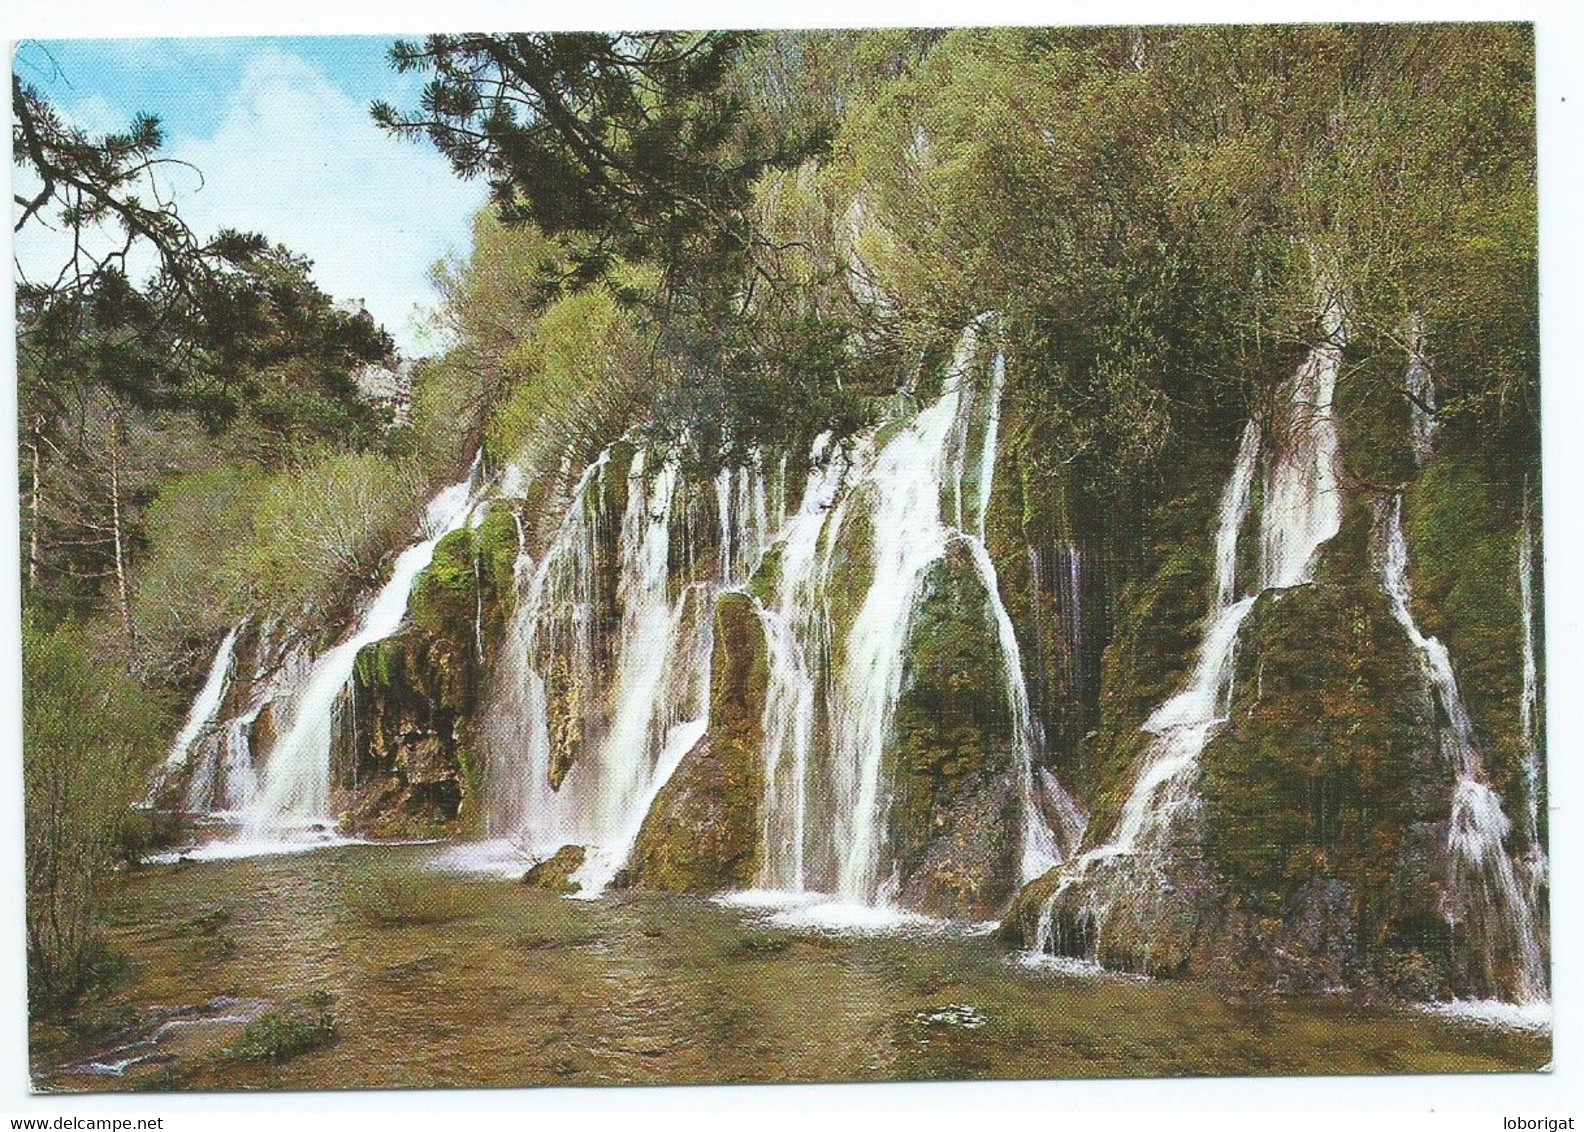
left=409, top=519, right=517, bottom=643
left=746, top=542, right=785, bottom=604
left=473, top=507, right=523, bottom=598
left=1405, top=459, right=1530, bottom=822
left=887, top=543, right=1021, bottom=917
left=521, top=846, right=587, bottom=895
left=1084, top=535, right=1212, bottom=840
left=227, top=992, right=338, bottom=1063
left=1198, top=504, right=1448, bottom=987
left=822, top=492, right=876, bottom=672
left=983, top=385, right=1090, bottom=784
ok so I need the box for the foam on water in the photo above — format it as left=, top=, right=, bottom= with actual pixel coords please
left=1417, top=998, right=1552, bottom=1032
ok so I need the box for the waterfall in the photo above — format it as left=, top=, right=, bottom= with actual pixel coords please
left=1405, top=316, right=1437, bottom=465
left=204, top=623, right=309, bottom=819
left=1111, top=421, right=1262, bottom=857
left=480, top=452, right=612, bottom=845
left=973, top=354, right=1005, bottom=539
left=1031, top=326, right=1344, bottom=965
left=471, top=443, right=768, bottom=894
left=961, top=536, right=1073, bottom=878
left=144, top=623, right=242, bottom=808
left=570, top=450, right=696, bottom=893
left=1374, top=496, right=1548, bottom=1004
left=828, top=353, right=967, bottom=900
left=213, top=714, right=260, bottom=814
left=754, top=431, right=856, bottom=893
left=240, top=458, right=481, bottom=841
left=751, top=324, right=1073, bottom=908
left=1518, top=493, right=1546, bottom=886
left=1029, top=541, right=1103, bottom=721
left=715, top=454, right=774, bottom=587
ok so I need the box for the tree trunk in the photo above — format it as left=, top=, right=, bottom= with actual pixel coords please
left=25, top=416, right=43, bottom=593
left=108, top=414, right=137, bottom=668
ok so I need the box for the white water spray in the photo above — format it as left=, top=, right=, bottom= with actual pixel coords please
left=240, top=459, right=481, bottom=841
left=1031, top=322, right=1345, bottom=964
left=1375, top=495, right=1547, bottom=1004
left=145, top=623, right=242, bottom=808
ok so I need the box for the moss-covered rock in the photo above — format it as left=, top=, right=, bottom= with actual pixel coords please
left=995, top=863, right=1061, bottom=950
left=340, top=629, right=477, bottom=838
left=623, top=592, right=769, bottom=891
left=1008, top=492, right=1460, bottom=995
left=1082, top=535, right=1213, bottom=842
left=410, top=509, right=519, bottom=642
left=887, top=541, right=1021, bottom=919
left=1192, top=504, right=1451, bottom=995
left=336, top=514, right=524, bottom=837
left=521, top=845, right=587, bottom=894
left=1201, top=505, right=1441, bottom=918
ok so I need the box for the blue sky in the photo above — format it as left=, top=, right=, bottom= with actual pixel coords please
left=12, top=36, right=488, bottom=355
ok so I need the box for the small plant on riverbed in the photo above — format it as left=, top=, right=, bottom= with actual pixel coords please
left=347, top=873, right=484, bottom=927
left=228, top=992, right=338, bottom=1063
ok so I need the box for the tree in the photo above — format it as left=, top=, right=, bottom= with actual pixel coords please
left=372, top=32, right=826, bottom=298
left=14, top=75, right=396, bottom=646
left=23, top=619, right=166, bottom=1009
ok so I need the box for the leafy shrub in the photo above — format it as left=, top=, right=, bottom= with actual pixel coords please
left=129, top=463, right=269, bottom=680
left=23, top=620, right=167, bottom=1010
left=347, top=873, right=484, bottom=928
left=228, top=991, right=338, bottom=1063
left=247, top=451, right=425, bottom=621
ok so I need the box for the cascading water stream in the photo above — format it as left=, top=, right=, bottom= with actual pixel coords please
left=239, top=457, right=482, bottom=842
left=144, top=623, right=242, bottom=808
left=750, top=323, right=1074, bottom=910
left=465, top=443, right=777, bottom=894
left=1103, top=421, right=1263, bottom=859
left=203, top=622, right=311, bottom=820
left=753, top=432, right=850, bottom=893
left=479, top=452, right=612, bottom=845
left=1518, top=494, right=1546, bottom=888
left=1031, top=322, right=1345, bottom=963
left=830, top=360, right=970, bottom=900
left=1374, top=496, right=1548, bottom=1005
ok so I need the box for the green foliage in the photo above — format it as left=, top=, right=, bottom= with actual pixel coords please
left=15, top=70, right=392, bottom=436
left=1406, top=460, right=1530, bottom=809
left=15, top=74, right=397, bottom=674
left=23, top=620, right=168, bottom=1010
left=228, top=991, right=338, bottom=1062
left=374, top=33, right=826, bottom=295
left=408, top=213, right=584, bottom=478
left=485, top=281, right=654, bottom=474
left=129, top=463, right=269, bottom=677
left=246, top=452, right=425, bottom=622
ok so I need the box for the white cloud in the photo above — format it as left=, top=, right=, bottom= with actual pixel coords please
left=15, top=44, right=485, bottom=355
left=164, top=45, right=487, bottom=356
